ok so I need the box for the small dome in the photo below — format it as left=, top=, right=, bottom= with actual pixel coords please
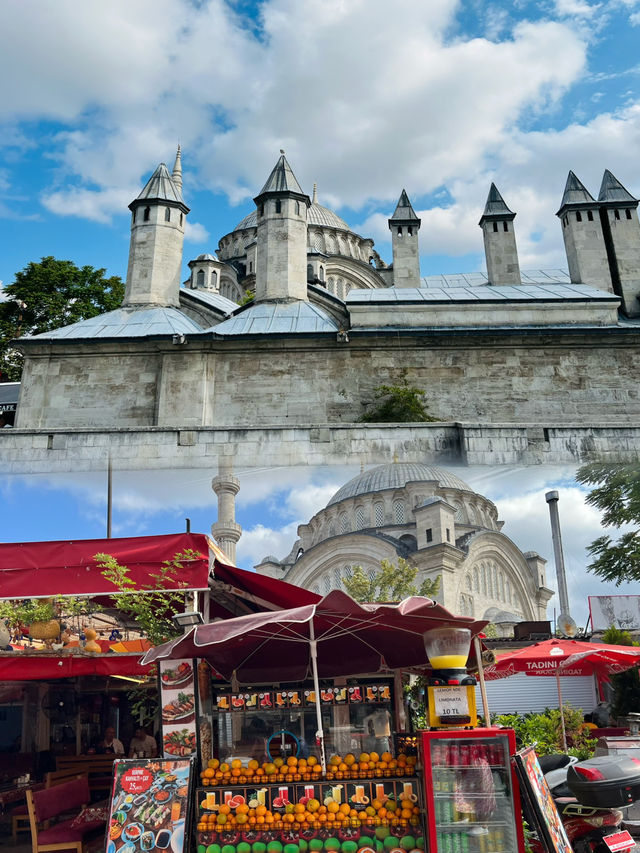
left=196, top=253, right=217, bottom=261
left=234, top=202, right=351, bottom=233
left=327, top=463, right=473, bottom=506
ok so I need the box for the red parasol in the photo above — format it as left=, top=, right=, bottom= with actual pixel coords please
left=142, top=589, right=487, bottom=769
left=483, top=638, right=640, bottom=749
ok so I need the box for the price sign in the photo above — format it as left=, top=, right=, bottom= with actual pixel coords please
left=427, top=685, right=477, bottom=727
left=120, top=766, right=154, bottom=794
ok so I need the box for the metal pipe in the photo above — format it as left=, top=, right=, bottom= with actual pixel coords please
left=474, top=635, right=491, bottom=726
left=309, top=622, right=326, bottom=773
left=545, top=491, right=571, bottom=617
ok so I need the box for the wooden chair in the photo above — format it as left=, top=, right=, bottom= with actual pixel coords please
left=11, top=770, right=84, bottom=841
left=26, top=776, right=102, bottom=853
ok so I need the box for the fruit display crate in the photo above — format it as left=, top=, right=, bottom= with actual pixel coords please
left=195, top=778, right=426, bottom=853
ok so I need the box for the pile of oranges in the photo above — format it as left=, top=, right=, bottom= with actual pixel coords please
left=199, top=753, right=417, bottom=787
left=196, top=793, right=422, bottom=835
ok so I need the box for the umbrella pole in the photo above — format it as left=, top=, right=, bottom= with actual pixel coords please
left=473, top=636, right=491, bottom=726
left=309, top=623, right=327, bottom=773
left=556, top=670, right=568, bottom=752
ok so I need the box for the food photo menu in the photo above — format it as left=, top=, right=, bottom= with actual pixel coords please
left=160, top=659, right=198, bottom=758
left=106, top=758, right=196, bottom=853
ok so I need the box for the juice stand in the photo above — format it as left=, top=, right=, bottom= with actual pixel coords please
left=140, top=590, right=491, bottom=853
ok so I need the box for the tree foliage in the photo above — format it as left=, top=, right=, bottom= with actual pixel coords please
left=601, top=625, right=640, bottom=720
left=359, top=372, right=437, bottom=423
left=494, top=705, right=596, bottom=759
left=95, top=550, right=198, bottom=646
left=0, top=256, right=124, bottom=380
left=576, top=462, right=640, bottom=584
left=343, top=557, right=441, bottom=603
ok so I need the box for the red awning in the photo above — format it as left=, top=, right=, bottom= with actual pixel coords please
left=0, top=532, right=211, bottom=599
left=0, top=653, right=152, bottom=680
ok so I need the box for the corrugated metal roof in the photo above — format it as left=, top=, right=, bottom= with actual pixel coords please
left=347, top=279, right=617, bottom=303
left=182, top=289, right=238, bottom=315
left=257, top=154, right=305, bottom=196
left=211, top=301, right=339, bottom=335
left=135, top=163, right=184, bottom=204
left=598, top=169, right=638, bottom=205
left=421, top=270, right=572, bottom=287
left=28, top=306, right=203, bottom=340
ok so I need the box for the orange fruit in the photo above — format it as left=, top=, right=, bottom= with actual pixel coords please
left=327, top=801, right=339, bottom=814
left=287, top=756, right=298, bottom=766
left=204, top=768, right=215, bottom=779
left=219, top=804, right=231, bottom=816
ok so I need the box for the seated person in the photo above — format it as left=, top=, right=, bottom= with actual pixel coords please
left=97, top=726, right=125, bottom=755
left=128, top=727, right=158, bottom=758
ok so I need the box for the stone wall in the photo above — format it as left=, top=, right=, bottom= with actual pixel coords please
left=15, top=329, right=640, bottom=430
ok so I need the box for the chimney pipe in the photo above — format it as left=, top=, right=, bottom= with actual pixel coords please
left=545, top=490, right=571, bottom=618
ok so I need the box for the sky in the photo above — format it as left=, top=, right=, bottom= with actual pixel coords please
left=2, top=0, right=640, bottom=291
left=1, top=463, right=636, bottom=631
left=0, top=1, right=638, bottom=634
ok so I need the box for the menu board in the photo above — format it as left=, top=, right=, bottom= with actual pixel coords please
left=106, top=758, right=195, bottom=853
left=159, top=659, right=198, bottom=758
left=514, top=747, right=572, bottom=853
left=215, top=682, right=392, bottom=711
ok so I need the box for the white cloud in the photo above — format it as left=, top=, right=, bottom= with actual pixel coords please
left=184, top=221, right=210, bottom=243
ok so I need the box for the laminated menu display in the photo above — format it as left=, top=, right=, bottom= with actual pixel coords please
left=105, top=758, right=196, bottom=853
left=159, top=659, right=199, bottom=758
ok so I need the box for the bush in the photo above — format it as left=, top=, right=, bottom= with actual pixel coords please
left=494, top=705, right=596, bottom=759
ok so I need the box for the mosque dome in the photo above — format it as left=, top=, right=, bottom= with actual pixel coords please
left=234, top=201, right=351, bottom=234
left=195, top=253, right=217, bottom=261
left=327, top=463, right=473, bottom=506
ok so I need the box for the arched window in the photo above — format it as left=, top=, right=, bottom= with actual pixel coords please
left=393, top=501, right=405, bottom=524
left=626, top=209, right=632, bottom=220
left=408, top=226, right=413, bottom=236
left=340, top=513, right=350, bottom=533
left=165, top=207, right=171, bottom=222
left=323, top=575, right=331, bottom=594
left=374, top=502, right=385, bottom=526
left=355, top=506, right=366, bottom=530
left=328, top=520, right=336, bottom=537
left=397, top=226, right=403, bottom=237
left=143, top=206, right=150, bottom=222
left=196, top=270, right=205, bottom=287
left=481, top=565, right=487, bottom=595
left=503, top=221, right=508, bottom=232
left=333, top=568, right=341, bottom=589
left=465, top=574, right=472, bottom=591
left=180, top=213, right=183, bottom=226
left=319, top=266, right=325, bottom=282
left=576, top=211, right=582, bottom=222
left=211, top=271, right=218, bottom=288
left=492, top=221, right=498, bottom=233
left=275, top=200, right=282, bottom=214
left=307, top=264, right=314, bottom=281
left=453, top=501, right=464, bottom=522
left=473, top=567, right=479, bottom=593
left=132, top=209, right=137, bottom=224
left=296, top=201, right=300, bottom=215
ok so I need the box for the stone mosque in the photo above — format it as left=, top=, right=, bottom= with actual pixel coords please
left=215, top=462, right=552, bottom=631
left=14, top=147, right=640, bottom=432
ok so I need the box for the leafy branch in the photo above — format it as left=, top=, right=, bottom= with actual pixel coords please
left=343, top=557, right=441, bottom=603
left=95, top=549, right=199, bottom=646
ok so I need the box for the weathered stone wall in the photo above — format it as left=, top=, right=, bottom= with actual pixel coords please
left=2, top=423, right=640, bottom=474
left=15, top=329, right=640, bottom=430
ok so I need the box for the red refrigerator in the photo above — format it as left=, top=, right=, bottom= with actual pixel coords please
left=420, top=728, right=526, bottom=853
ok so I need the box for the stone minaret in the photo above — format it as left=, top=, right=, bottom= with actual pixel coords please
left=556, top=171, right=612, bottom=292
left=389, top=190, right=421, bottom=288
left=598, top=169, right=640, bottom=317
left=479, top=184, right=521, bottom=285
left=253, top=152, right=311, bottom=302
left=123, top=147, right=189, bottom=307
left=211, top=461, right=242, bottom=565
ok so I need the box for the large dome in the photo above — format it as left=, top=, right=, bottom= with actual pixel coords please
left=234, top=201, right=351, bottom=233
left=327, top=463, right=473, bottom=506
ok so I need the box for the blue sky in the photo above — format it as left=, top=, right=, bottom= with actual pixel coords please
left=2, top=0, right=640, bottom=291
left=2, top=464, right=637, bottom=629
left=1, top=1, right=640, bottom=629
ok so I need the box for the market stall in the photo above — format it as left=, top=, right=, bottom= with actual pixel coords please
left=141, top=591, right=488, bottom=853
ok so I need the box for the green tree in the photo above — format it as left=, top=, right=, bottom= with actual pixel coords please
left=359, top=372, right=438, bottom=423
left=601, top=625, right=640, bottom=720
left=576, top=462, right=640, bottom=584
left=343, top=557, right=441, bottom=603
left=0, top=256, right=124, bottom=380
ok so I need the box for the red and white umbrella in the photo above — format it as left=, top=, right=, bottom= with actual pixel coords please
left=483, top=638, right=640, bottom=749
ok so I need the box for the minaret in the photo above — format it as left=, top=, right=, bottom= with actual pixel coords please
left=123, top=147, right=190, bottom=307
left=389, top=190, right=421, bottom=288
left=556, top=171, right=612, bottom=292
left=479, top=184, right=521, bottom=285
left=210, top=461, right=242, bottom=565
left=253, top=151, right=311, bottom=302
left=598, top=169, right=640, bottom=317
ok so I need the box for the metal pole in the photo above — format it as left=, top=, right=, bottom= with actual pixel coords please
left=556, top=670, right=568, bottom=752
left=474, top=635, right=491, bottom=726
left=309, top=622, right=327, bottom=772
left=107, top=455, right=113, bottom=538
left=545, top=491, right=571, bottom=618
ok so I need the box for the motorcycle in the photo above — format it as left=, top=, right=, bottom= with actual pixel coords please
left=531, top=753, right=638, bottom=853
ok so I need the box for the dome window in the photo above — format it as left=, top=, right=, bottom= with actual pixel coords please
left=211, top=271, right=218, bottom=287
left=196, top=269, right=205, bottom=287
left=426, top=528, right=433, bottom=543
left=493, top=221, right=498, bottom=233
left=275, top=200, right=282, bottom=214
left=296, top=201, right=300, bottom=215
left=397, top=226, right=403, bottom=237
left=132, top=209, right=137, bottom=224
left=143, top=206, right=150, bottom=222
left=393, top=501, right=405, bottom=524
left=374, top=502, right=384, bottom=526
left=355, top=506, right=366, bottom=530
left=165, top=207, right=171, bottom=222
left=340, top=512, right=350, bottom=533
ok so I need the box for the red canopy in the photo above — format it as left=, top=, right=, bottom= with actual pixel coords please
left=142, top=589, right=487, bottom=682
left=483, top=638, right=640, bottom=680
left=0, top=653, right=152, bottom=681
left=0, top=532, right=211, bottom=599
